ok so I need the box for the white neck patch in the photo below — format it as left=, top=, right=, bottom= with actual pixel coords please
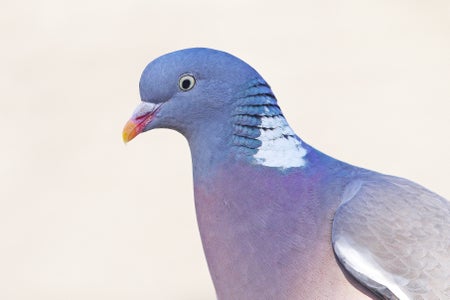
left=253, top=116, right=307, bottom=169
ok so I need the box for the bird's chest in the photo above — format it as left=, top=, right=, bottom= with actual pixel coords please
left=193, top=166, right=339, bottom=298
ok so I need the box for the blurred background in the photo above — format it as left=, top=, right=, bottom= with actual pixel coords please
left=1, top=0, right=449, bottom=299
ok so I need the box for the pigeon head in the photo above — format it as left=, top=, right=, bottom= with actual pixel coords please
left=122, top=48, right=261, bottom=142
left=123, top=48, right=309, bottom=169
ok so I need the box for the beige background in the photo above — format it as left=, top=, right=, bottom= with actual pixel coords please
left=1, top=0, right=449, bottom=299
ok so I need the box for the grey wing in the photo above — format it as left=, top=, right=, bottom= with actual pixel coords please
left=331, top=176, right=450, bottom=300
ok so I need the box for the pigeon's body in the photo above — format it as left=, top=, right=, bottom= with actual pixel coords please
left=123, top=48, right=450, bottom=299
left=193, top=151, right=372, bottom=299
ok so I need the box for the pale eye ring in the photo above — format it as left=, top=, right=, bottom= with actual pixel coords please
left=178, top=74, right=196, bottom=91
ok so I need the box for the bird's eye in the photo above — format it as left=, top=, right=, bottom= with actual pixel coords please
left=178, top=74, right=196, bottom=91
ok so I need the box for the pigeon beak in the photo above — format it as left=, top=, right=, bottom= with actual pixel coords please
left=122, top=102, right=161, bottom=143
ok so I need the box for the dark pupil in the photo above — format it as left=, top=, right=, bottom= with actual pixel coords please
left=181, top=79, right=191, bottom=89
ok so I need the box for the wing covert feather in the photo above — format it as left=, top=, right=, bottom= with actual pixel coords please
left=332, top=176, right=450, bottom=299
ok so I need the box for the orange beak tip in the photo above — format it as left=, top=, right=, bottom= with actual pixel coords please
left=122, top=103, right=160, bottom=144
left=122, top=120, right=139, bottom=143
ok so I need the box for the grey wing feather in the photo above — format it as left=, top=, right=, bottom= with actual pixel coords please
left=332, top=176, right=450, bottom=300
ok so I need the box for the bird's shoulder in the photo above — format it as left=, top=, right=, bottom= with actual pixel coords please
left=331, top=174, right=450, bottom=299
